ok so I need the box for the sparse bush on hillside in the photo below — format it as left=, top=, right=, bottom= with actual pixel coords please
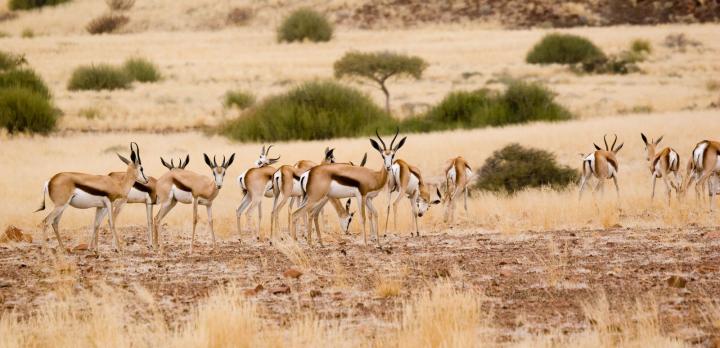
left=277, top=8, right=332, bottom=43
left=334, top=51, right=427, bottom=113
left=221, top=81, right=394, bottom=142
left=630, top=39, right=652, bottom=55
left=526, top=33, right=605, bottom=65
left=8, top=0, right=71, bottom=11
left=223, top=90, right=255, bottom=109
left=0, top=68, right=51, bottom=99
left=67, top=64, right=131, bottom=91
left=474, top=143, right=579, bottom=194
left=0, top=51, right=26, bottom=71
left=105, top=0, right=134, bottom=11
left=0, top=87, right=56, bottom=134
left=86, top=14, right=129, bottom=35
left=122, top=57, right=161, bottom=83
left=663, top=33, right=701, bottom=52
left=227, top=7, right=253, bottom=26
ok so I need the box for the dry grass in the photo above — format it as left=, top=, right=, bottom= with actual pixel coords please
left=375, top=276, right=402, bottom=299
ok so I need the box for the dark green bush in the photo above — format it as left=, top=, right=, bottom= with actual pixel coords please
left=277, top=8, right=332, bottom=43
left=223, top=90, right=255, bottom=109
left=474, top=143, right=579, bottom=194
left=67, top=64, right=131, bottom=91
left=221, top=81, right=395, bottom=142
left=501, top=81, right=572, bottom=123
left=122, top=57, right=161, bottom=83
left=0, top=51, right=26, bottom=70
left=526, top=33, right=605, bottom=65
left=8, top=0, right=71, bottom=10
left=0, top=87, right=56, bottom=134
left=0, top=68, right=51, bottom=99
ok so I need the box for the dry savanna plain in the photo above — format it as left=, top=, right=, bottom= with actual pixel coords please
left=2, top=1, right=720, bottom=347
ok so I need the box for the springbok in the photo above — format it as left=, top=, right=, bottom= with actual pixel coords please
left=292, top=129, right=406, bottom=247
left=36, top=142, right=147, bottom=253
left=105, top=155, right=189, bottom=249
left=385, top=159, right=442, bottom=236
left=640, top=133, right=681, bottom=203
left=236, top=145, right=280, bottom=240
left=152, top=154, right=235, bottom=252
left=578, top=134, right=624, bottom=201
left=443, top=156, right=473, bottom=223
left=681, top=140, right=720, bottom=210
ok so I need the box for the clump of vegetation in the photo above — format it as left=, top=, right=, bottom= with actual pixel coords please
left=223, top=90, right=255, bottom=109
left=526, top=33, right=605, bottom=65
left=0, top=51, right=26, bottom=71
left=105, top=0, right=134, bottom=11
left=67, top=64, right=131, bottom=91
left=221, top=81, right=394, bottom=142
left=277, top=8, right=332, bottom=43
left=122, top=57, right=161, bottom=83
left=402, top=81, right=572, bottom=132
left=21, top=28, right=34, bottom=38
left=78, top=107, right=101, bottom=119
left=334, top=51, right=427, bottom=113
left=86, top=14, right=129, bottom=35
left=8, top=0, right=71, bottom=11
left=474, top=143, right=579, bottom=194
left=0, top=87, right=56, bottom=134
left=0, top=68, right=51, bottom=98
left=226, top=7, right=253, bottom=26
left=663, top=33, right=701, bottom=52
left=630, top=39, right=652, bottom=55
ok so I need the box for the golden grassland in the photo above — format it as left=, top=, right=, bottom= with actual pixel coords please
left=1, top=109, right=719, bottom=242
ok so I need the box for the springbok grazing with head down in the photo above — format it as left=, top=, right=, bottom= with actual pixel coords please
left=385, top=159, right=442, bottom=236
left=640, top=133, right=681, bottom=203
left=106, top=155, right=189, bottom=249
left=152, top=153, right=235, bottom=252
left=578, top=134, right=624, bottom=201
left=292, top=129, right=406, bottom=247
left=681, top=140, right=720, bottom=210
left=236, top=145, right=280, bottom=240
left=443, top=156, right=473, bottom=223
left=36, top=142, right=148, bottom=253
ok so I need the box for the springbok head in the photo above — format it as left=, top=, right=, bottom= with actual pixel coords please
left=416, top=185, right=442, bottom=217
left=160, top=154, right=190, bottom=170
left=593, top=134, right=624, bottom=154
left=204, top=153, right=236, bottom=189
left=324, top=147, right=336, bottom=164
left=255, top=145, right=280, bottom=167
left=117, top=142, right=148, bottom=184
left=339, top=199, right=355, bottom=234
left=370, top=127, right=407, bottom=170
left=640, top=133, right=663, bottom=161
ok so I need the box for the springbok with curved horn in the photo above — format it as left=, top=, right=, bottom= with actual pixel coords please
left=579, top=134, right=624, bottom=201
left=385, top=159, right=442, bottom=236
left=640, top=133, right=681, bottom=203
left=236, top=145, right=280, bottom=240
left=681, top=140, right=720, bottom=210
left=292, top=129, right=406, bottom=247
left=443, top=156, right=473, bottom=223
left=153, top=153, right=235, bottom=252
left=36, top=142, right=148, bottom=253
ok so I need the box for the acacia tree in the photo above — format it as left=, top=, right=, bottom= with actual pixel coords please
left=334, top=51, right=427, bottom=113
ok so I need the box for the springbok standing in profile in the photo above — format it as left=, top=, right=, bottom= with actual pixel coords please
left=640, top=133, right=681, bottom=203
left=292, top=129, right=406, bottom=247
left=443, top=156, right=473, bottom=223
left=681, top=139, right=720, bottom=210
left=385, top=159, right=442, bottom=236
left=36, top=142, right=148, bottom=253
left=236, top=146, right=280, bottom=240
left=153, top=153, right=235, bottom=252
left=578, top=134, right=624, bottom=201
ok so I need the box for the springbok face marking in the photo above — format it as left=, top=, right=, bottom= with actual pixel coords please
left=204, top=153, right=235, bottom=189
left=339, top=199, right=354, bottom=234
left=416, top=186, right=442, bottom=217
left=255, top=145, right=280, bottom=167
left=117, top=142, right=148, bottom=184
left=370, top=128, right=407, bottom=171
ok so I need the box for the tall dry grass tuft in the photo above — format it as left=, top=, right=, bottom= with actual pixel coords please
left=273, top=237, right=313, bottom=270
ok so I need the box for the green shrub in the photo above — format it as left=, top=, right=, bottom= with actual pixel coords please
left=277, top=8, right=332, bottom=43
left=223, top=90, right=255, bottom=109
left=0, top=51, right=26, bottom=70
left=122, top=57, right=161, bottom=83
left=67, top=64, right=131, bottom=91
left=221, top=81, right=394, bottom=142
left=0, top=87, right=56, bottom=134
left=474, top=143, right=579, bottom=194
left=8, top=0, right=71, bottom=11
left=501, top=80, right=572, bottom=123
left=21, top=28, right=34, bottom=38
left=579, top=53, right=640, bottom=75
left=630, top=39, right=652, bottom=55
left=0, top=68, right=51, bottom=99
left=526, top=33, right=605, bottom=65
left=86, top=14, right=129, bottom=35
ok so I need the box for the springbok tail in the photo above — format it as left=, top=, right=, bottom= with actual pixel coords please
left=272, top=172, right=281, bottom=198
left=35, top=181, right=48, bottom=212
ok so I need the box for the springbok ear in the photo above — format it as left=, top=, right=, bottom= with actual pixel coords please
left=360, top=153, right=368, bottom=167
left=614, top=143, right=624, bottom=153
left=130, top=150, right=137, bottom=164
left=655, top=135, right=664, bottom=145
left=641, top=133, right=648, bottom=145
left=203, top=153, right=213, bottom=168
left=436, top=186, right=442, bottom=200
left=394, top=137, right=407, bottom=151
left=593, top=143, right=601, bottom=150
left=224, top=153, right=236, bottom=168
left=160, top=157, right=172, bottom=169
left=268, top=156, right=280, bottom=165
left=260, top=146, right=265, bottom=156
left=117, top=153, right=131, bottom=165
left=182, top=154, right=190, bottom=168
left=370, top=139, right=382, bottom=153
left=326, top=148, right=335, bottom=159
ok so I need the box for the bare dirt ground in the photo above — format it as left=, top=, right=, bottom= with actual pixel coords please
left=2, top=223, right=719, bottom=345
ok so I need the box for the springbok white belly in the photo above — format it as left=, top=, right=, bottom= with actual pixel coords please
left=291, top=178, right=303, bottom=196
left=406, top=173, right=420, bottom=195
left=328, top=180, right=360, bottom=198
left=171, top=185, right=193, bottom=204
left=69, top=188, right=105, bottom=209
left=237, top=169, right=249, bottom=190
left=126, top=187, right=151, bottom=204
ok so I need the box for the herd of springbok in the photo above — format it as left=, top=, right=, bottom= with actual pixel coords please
left=35, top=131, right=720, bottom=254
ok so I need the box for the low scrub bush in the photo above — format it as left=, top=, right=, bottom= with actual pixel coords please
left=277, top=8, right=332, bottom=43
left=0, top=51, right=26, bottom=71
left=86, top=14, right=129, bottom=35
left=221, top=81, right=394, bottom=141
left=105, top=0, right=134, bottom=11
left=526, top=33, right=605, bottom=65
left=8, top=0, right=70, bottom=11
left=122, top=57, right=161, bottom=83
left=227, top=7, right=253, bottom=26
left=630, top=39, right=652, bottom=55
left=67, top=64, right=131, bottom=91
left=0, top=87, right=56, bottom=134
left=0, top=68, right=51, bottom=99
left=223, top=90, right=255, bottom=109
left=21, top=28, right=34, bottom=38
left=474, top=143, right=579, bottom=194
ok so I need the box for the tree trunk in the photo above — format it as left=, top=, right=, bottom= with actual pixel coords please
left=380, top=82, right=390, bottom=114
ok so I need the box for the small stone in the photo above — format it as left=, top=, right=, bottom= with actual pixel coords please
left=309, top=289, right=321, bottom=298
left=73, top=244, right=89, bottom=251
left=270, top=284, right=291, bottom=295
left=283, top=268, right=303, bottom=279
left=667, top=275, right=688, bottom=288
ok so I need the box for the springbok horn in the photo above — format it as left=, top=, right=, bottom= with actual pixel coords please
left=603, top=134, right=609, bottom=151
left=261, top=145, right=265, bottom=156
left=611, top=134, right=618, bottom=152
left=222, top=155, right=226, bottom=167
left=375, top=129, right=386, bottom=149
left=266, top=145, right=274, bottom=156
left=270, top=155, right=281, bottom=161
left=171, top=158, right=175, bottom=168
left=213, top=155, right=218, bottom=167
left=389, top=127, right=399, bottom=150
